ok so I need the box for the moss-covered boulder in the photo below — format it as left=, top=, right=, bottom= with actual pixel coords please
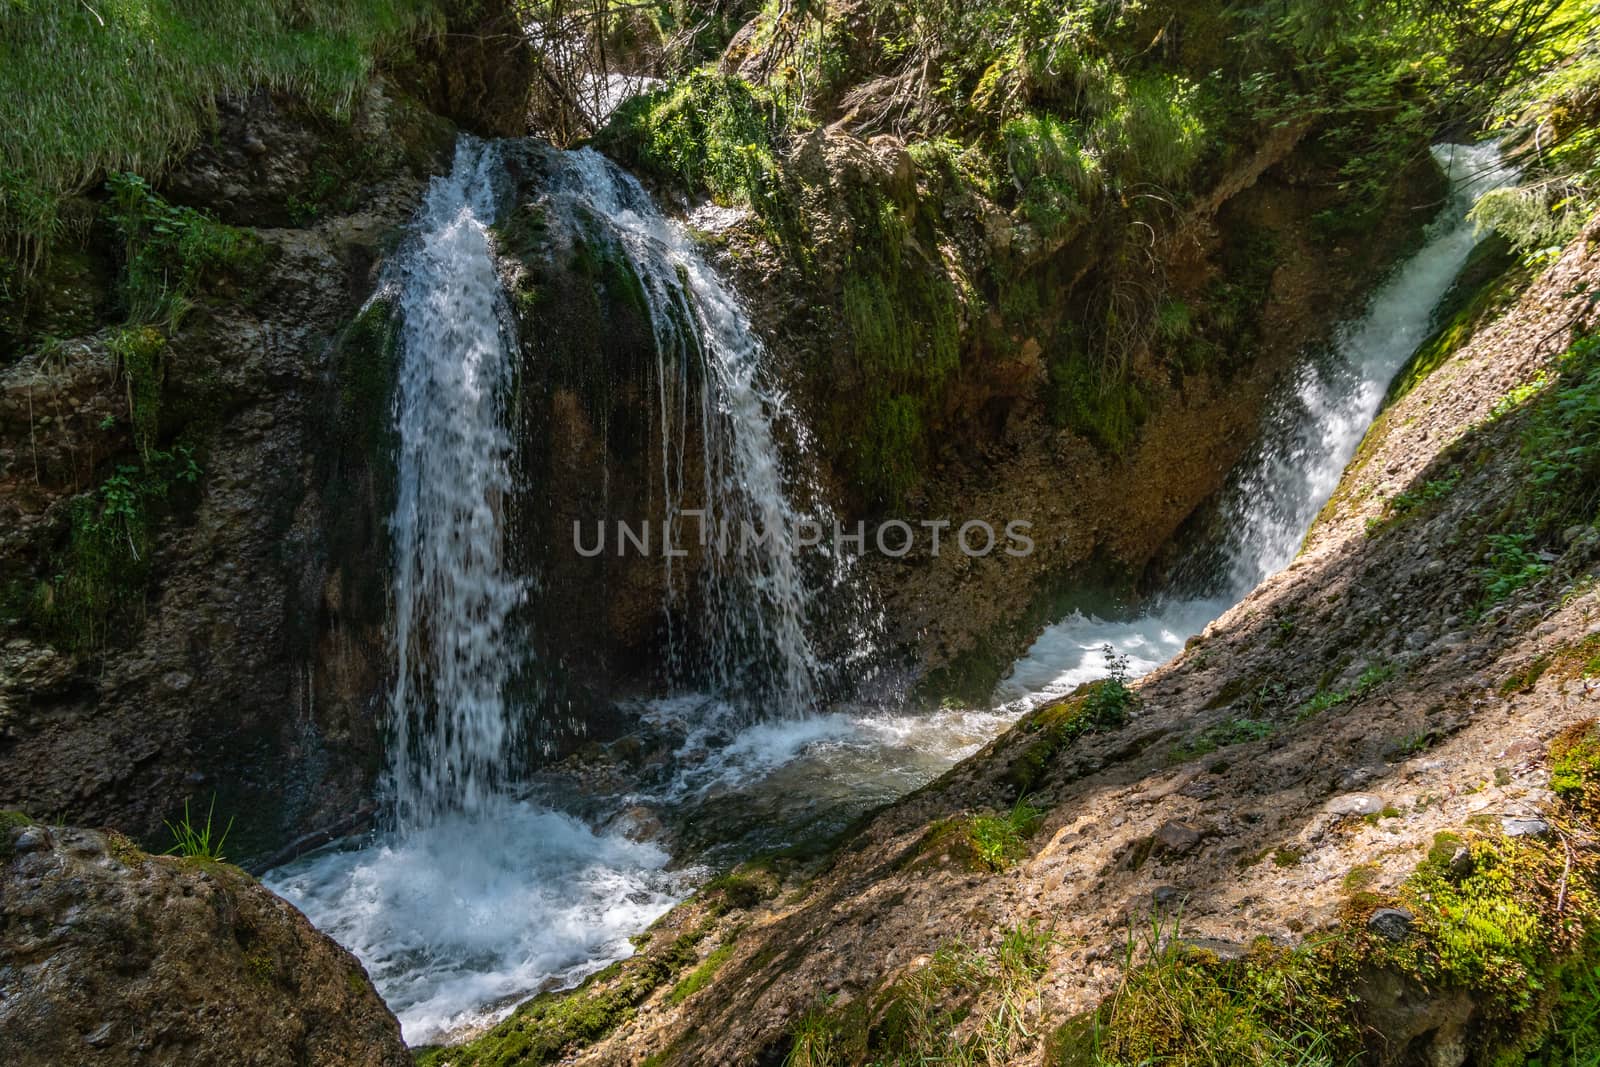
left=0, top=818, right=408, bottom=1066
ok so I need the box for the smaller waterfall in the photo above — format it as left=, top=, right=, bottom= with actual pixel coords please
left=386, top=138, right=525, bottom=830
left=539, top=148, right=838, bottom=719
left=1179, top=141, right=1523, bottom=598
left=998, top=142, right=1519, bottom=705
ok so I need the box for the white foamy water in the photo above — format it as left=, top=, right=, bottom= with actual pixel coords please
left=386, top=138, right=524, bottom=831
left=267, top=802, right=687, bottom=1042
left=269, top=141, right=1515, bottom=1049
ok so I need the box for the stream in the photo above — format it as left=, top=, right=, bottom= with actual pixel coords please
left=265, top=139, right=1517, bottom=1044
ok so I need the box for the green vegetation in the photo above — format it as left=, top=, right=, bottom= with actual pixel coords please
left=1367, top=470, right=1462, bottom=535
left=1471, top=2, right=1600, bottom=256
left=1168, top=716, right=1276, bottom=764
left=1552, top=720, right=1600, bottom=820
left=1059, top=919, right=1355, bottom=1067
left=164, top=796, right=234, bottom=861
left=599, top=72, right=796, bottom=223
left=1479, top=532, right=1554, bottom=608
left=1007, top=645, right=1136, bottom=792
left=1462, top=330, right=1600, bottom=613
left=0, top=0, right=440, bottom=260
left=1295, top=662, right=1396, bottom=721
left=668, top=943, right=736, bottom=1004
left=104, top=172, right=264, bottom=327
left=1052, top=718, right=1600, bottom=1062
left=782, top=922, right=1056, bottom=1066
left=421, top=862, right=783, bottom=1066
left=920, top=797, right=1043, bottom=873
left=31, top=446, right=201, bottom=651
left=1057, top=820, right=1600, bottom=1066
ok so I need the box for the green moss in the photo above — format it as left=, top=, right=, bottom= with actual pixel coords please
left=1343, top=863, right=1380, bottom=893
left=1047, top=349, right=1149, bottom=454
left=1501, top=653, right=1554, bottom=695
left=1002, top=112, right=1099, bottom=244
left=30, top=446, right=201, bottom=652
left=418, top=959, right=658, bottom=1067
left=335, top=297, right=401, bottom=455
left=109, top=325, right=166, bottom=458
left=919, top=800, right=1043, bottom=874
left=1551, top=720, right=1600, bottom=819
left=246, top=953, right=276, bottom=985
left=833, top=182, right=963, bottom=506
left=669, top=942, right=736, bottom=1005
left=1170, top=717, right=1275, bottom=763
left=597, top=72, right=794, bottom=219
left=701, top=864, right=781, bottom=914
left=1272, top=846, right=1303, bottom=868
left=104, top=171, right=266, bottom=327
left=1003, top=668, right=1137, bottom=790
left=1386, top=256, right=1520, bottom=406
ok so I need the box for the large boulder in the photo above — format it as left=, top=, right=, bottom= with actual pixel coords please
left=0, top=816, right=407, bottom=1066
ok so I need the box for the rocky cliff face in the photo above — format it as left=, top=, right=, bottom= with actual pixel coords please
left=432, top=215, right=1600, bottom=1066
left=0, top=15, right=530, bottom=857
left=0, top=813, right=409, bottom=1066
left=686, top=123, right=1447, bottom=700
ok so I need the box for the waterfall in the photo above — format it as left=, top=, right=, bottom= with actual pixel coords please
left=267, top=139, right=840, bottom=1043
left=385, top=137, right=524, bottom=829
left=538, top=147, right=834, bottom=719
left=1177, top=141, right=1523, bottom=598
left=268, top=138, right=1515, bottom=1050
left=998, top=142, right=1519, bottom=704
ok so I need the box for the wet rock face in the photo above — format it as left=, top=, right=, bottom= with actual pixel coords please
left=0, top=82, right=453, bottom=857
left=0, top=817, right=408, bottom=1067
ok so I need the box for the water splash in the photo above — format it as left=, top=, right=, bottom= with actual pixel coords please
left=385, top=138, right=526, bottom=830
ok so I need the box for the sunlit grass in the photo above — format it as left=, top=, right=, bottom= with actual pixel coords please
left=0, top=0, right=441, bottom=259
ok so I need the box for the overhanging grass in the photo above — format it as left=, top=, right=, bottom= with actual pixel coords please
left=0, top=0, right=441, bottom=259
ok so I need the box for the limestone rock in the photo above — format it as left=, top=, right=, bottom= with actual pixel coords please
left=1324, top=793, right=1386, bottom=817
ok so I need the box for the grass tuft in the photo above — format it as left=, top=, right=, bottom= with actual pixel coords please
left=165, top=795, right=233, bottom=861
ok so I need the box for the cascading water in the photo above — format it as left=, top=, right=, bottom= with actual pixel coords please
left=385, top=138, right=524, bottom=830
left=268, top=140, right=848, bottom=1043
left=537, top=147, right=843, bottom=719
left=270, top=139, right=1515, bottom=1049
left=268, top=140, right=689, bottom=1043
left=997, top=141, right=1520, bottom=705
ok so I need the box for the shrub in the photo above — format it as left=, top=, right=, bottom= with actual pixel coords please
left=599, top=72, right=791, bottom=210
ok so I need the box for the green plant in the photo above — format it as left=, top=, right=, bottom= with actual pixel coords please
left=1064, top=910, right=1355, bottom=1067
left=669, top=942, right=736, bottom=1004
left=968, top=797, right=1045, bottom=872
left=165, top=795, right=233, bottom=861
left=1002, top=112, right=1100, bottom=242
left=1479, top=532, right=1552, bottom=608
left=599, top=72, right=793, bottom=213
left=104, top=172, right=263, bottom=327
left=31, top=445, right=201, bottom=652
left=0, top=0, right=439, bottom=262
left=1296, top=661, right=1395, bottom=721
left=785, top=922, right=1056, bottom=1066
